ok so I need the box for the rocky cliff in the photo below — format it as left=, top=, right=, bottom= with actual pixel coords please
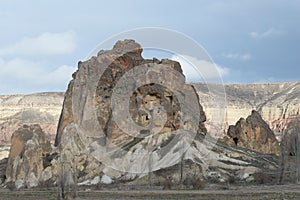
left=226, top=110, right=280, bottom=155
left=5, top=124, right=52, bottom=189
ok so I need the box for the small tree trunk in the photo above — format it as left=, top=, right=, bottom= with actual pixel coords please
left=148, top=152, right=152, bottom=188
left=278, top=142, right=285, bottom=184
left=180, top=152, right=185, bottom=184
left=73, top=156, right=78, bottom=198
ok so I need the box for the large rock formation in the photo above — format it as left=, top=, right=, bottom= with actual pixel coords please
left=226, top=110, right=280, bottom=156
left=55, top=39, right=207, bottom=177
left=52, top=40, right=277, bottom=187
left=5, top=124, right=51, bottom=189
left=55, top=39, right=206, bottom=147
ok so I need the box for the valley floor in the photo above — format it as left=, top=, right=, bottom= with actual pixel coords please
left=1, top=184, right=300, bottom=200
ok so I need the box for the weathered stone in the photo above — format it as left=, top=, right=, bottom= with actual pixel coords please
left=53, top=39, right=207, bottom=175
left=51, top=40, right=278, bottom=187
left=226, top=110, right=280, bottom=155
left=55, top=40, right=206, bottom=148
left=5, top=124, right=51, bottom=189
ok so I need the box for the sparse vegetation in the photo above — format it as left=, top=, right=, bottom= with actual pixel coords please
left=253, top=171, right=271, bottom=184
left=162, top=176, right=173, bottom=190
left=182, top=175, right=206, bottom=190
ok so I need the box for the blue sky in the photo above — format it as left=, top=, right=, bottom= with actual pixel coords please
left=0, top=0, right=299, bottom=94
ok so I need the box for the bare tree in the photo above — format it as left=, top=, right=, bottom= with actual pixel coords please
left=278, top=141, right=285, bottom=184
left=180, top=152, right=185, bottom=185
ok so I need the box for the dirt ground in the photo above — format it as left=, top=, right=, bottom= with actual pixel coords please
left=1, top=184, right=300, bottom=200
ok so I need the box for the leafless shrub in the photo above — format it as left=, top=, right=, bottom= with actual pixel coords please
left=162, top=176, right=173, bottom=190
left=253, top=171, right=270, bottom=184
left=191, top=178, right=205, bottom=190
left=183, top=175, right=205, bottom=190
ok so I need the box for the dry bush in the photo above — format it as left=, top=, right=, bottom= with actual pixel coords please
left=183, top=176, right=206, bottom=190
left=253, top=171, right=270, bottom=184
left=162, top=176, right=173, bottom=190
left=191, top=178, right=206, bottom=190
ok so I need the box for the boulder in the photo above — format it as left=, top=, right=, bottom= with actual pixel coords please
left=5, top=124, right=51, bottom=189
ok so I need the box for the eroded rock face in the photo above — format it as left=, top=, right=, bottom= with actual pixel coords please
left=5, top=124, right=51, bottom=189
left=226, top=110, right=280, bottom=155
left=50, top=40, right=278, bottom=187
left=53, top=39, right=207, bottom=177
left=55, top=39, right=206, bottom=147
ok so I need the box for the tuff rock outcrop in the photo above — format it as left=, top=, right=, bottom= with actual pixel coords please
left=226, top=110, right=280, bottom=156
left=52, top=40, right=277, bottom=187
left=54, top=39, right=207, bottom=184
left=5, top=124, right=51, bottom=189
left=55, top=39, right=207, bottom=147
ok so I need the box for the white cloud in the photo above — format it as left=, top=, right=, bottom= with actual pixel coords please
left=0, top=31, right=77, bottom=56
left=222, top=53, right=252, bottom=61
left=171, top=54, right=229, bottom=82
left=250, top=28, right=284, bottom=39
left=0, top=57, right=76, bottom=92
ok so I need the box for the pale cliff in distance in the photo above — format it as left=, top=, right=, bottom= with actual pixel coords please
left=0, top=92, right=64, bottom=145
left=194, top=82, right=300, bottom=140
